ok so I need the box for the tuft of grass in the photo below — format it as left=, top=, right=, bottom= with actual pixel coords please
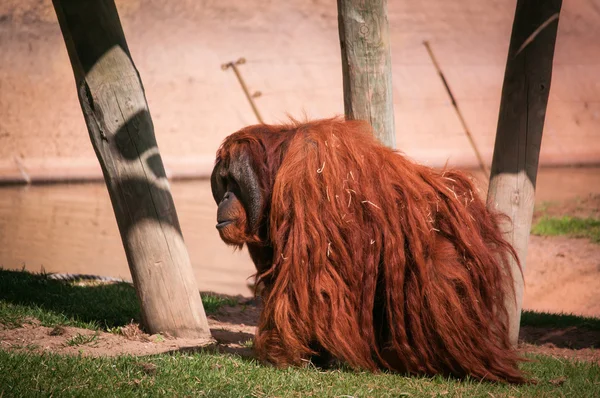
left=153, top=334, right=165, bottom=343
left=201, top=293, right=238, bottom=314
left=0, top=350, right=598, bottom=397
left=65, top=332, right=99, bottom=347
left=241, top=338, right=254, bottom=348
left=5, top=343, right=40, bottom=352
left=106, top=325, right=124, bottom=335
left=0, top=269, right=239, bottom=331
left=0, top=302, right=35, bottom=330
left=532, top=216, right=600, bottom=243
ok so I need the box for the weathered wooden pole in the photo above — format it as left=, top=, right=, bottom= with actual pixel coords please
left=487, top=0, right=562, bottom=346
left=337, top=0, right=396, bottom=148
left=52, top=0, right=211, bottom=339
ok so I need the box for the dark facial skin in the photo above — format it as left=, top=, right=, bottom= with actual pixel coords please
left=210, top=151, right=273, bottom=273
left=210, top=158, right=253, bottom=246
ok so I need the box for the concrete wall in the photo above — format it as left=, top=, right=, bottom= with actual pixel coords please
left=1, top=0, right=599, bottom=182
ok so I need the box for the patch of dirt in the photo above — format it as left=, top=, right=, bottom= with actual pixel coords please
left=520, top=325, right=600, bottom=350
left=519, top=343, right=600, bottom=364
left=0, top=305, right=260, bottom=358
left=523, top=194, right=600, bottom=317
left=515, top=193, right=600, bottom=363
left=519, top=326, right=600, bottom=364
left=2, top=303, right=599, bottom=366
left=202, top=302, right=259, bottom=358
left=0, top=318, right=212, bottom=357
left=523, top=235, right=600, bottom=316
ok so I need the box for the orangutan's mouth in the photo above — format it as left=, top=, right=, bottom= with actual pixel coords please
left=216, top=220, right=234, bottom=229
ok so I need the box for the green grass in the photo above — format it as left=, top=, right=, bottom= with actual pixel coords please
left=201, top=293, right=239, bottom=314
left=532, top=216, right=600, bottom=243
left=1, top=269, right=600, bottom=397
left=0, top=350, right=598, bottom=397
left=0, top=269, right=237, bottom=331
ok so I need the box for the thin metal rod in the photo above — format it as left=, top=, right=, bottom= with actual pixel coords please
left=423, top=41, right=490, bottom=177
left=222, top=58, right=265, bottom=124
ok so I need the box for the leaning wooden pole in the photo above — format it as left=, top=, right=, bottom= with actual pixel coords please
left=52, top=0, right=211, bottom=338
left=337, top=0, right=396, bottom=148
left=487, top=0, right=562, bottom=346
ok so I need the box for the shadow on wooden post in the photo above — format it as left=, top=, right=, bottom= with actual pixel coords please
left=486, top=0, right=562, bottom=346
left=337, top=0, right=396, bottom=149
left=52, top=0, right=211, bottom=339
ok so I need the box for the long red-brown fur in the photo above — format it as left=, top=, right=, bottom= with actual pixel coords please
left=215, top=117, right=526, bottom=383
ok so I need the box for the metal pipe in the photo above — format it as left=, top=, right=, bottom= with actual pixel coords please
left=424, top=41, right=490, bottom=177
left=222, top=58, right=265, bottom=124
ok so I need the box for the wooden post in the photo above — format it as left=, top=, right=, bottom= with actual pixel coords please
left=52, top=0, right=211, bottom=339
left=337, top=0, right=396, bottom=148
left=487, top=0, right=562, bottom=346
